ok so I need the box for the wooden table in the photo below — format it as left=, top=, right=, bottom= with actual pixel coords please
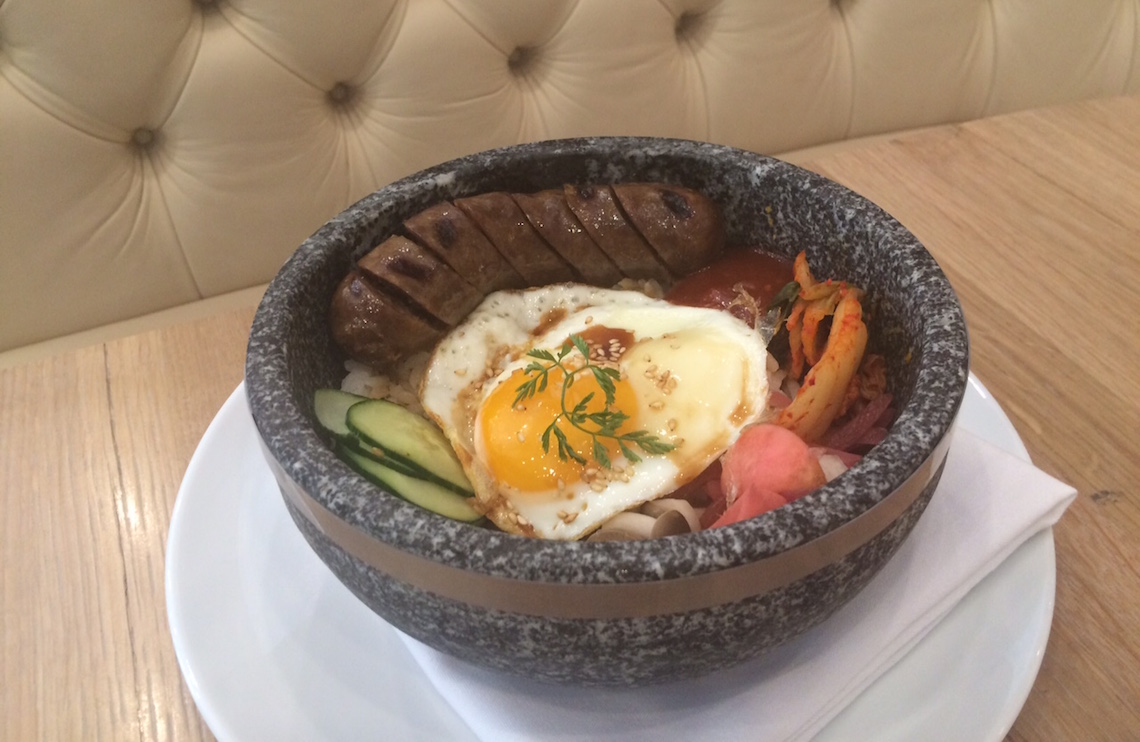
left=3, top=94, right=1138, bottom=741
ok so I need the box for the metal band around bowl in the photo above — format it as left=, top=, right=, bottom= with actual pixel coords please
left=271, top=437, right=947, bottom=620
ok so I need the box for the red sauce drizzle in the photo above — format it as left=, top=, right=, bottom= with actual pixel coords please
left=665, top=248, right=794, bottom=313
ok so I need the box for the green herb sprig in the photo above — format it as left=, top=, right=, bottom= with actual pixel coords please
left=512, top=335, right=675, bottom=470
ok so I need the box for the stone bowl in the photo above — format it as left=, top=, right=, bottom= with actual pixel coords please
left=244, top=137, right=968, bottom=686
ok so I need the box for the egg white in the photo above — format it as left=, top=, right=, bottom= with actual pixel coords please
left=420, top=284, right=771, bottom=539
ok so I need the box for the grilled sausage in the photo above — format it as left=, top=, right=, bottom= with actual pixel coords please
left=356, top=235, right=484, bottom=326
left=329, top=271, right=445, bottom=369
left=331, top=183, right=726, bottom=370
left=511, top=189, right=624, bottom=287
left=454, top=192, right=578, bottom=286
left=612, top=183, right=725, bottom=276
left=402, top=201, right=524, bottom=294
left=563, top=184, right=673, bottom=284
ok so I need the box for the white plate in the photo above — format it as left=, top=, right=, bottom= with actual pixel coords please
left=166, top=375, right=1054, bottom=741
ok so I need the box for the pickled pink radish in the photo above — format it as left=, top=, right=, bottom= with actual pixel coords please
left=721, top=424, right=826, bottom=502
left=710, top=487, right=788, bottom=529
left=710, top=424, right=828, bottom=527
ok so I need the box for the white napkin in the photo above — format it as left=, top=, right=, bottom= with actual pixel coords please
left=397, top=429, right=1076, bottom=741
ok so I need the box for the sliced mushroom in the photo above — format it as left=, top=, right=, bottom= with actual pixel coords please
left=640, top=498, right=702, bottom=534
left=648, top=508, right=692, bottom=538
left=587, top=511, right=658, bottom=541
left=588, top=500, right=703, bottom=541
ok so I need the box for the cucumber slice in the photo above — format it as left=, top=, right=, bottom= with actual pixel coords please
left=337, top=444, right=483, bottom=522
left=314, top=388, right=367, bottom=439
left=338, top=436, right=429, bottom=479
left=346, top=398, right=472, bottom=494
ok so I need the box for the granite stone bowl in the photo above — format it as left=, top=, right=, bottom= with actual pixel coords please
left=244, top=137, right=968, bottom=686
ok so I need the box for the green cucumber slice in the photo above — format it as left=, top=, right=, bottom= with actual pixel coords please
left=314, top=388, right=367, bottom=439
left=338, top=436, right=429, bottom=479
left=345, top=398, right=472, bottom=495
left=337, top=444, right=483, bottom=522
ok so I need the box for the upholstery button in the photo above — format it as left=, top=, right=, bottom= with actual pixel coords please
left=674, top=10, right=711, bottom=46
left=131, top=127, right=159, bottom=150
left=328, top=82, right=355, bottom=106
left=508, top=47, right=536, bottom=76
left=675, top=12, right=707, bottom=44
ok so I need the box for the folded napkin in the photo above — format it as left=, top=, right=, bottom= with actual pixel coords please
left=398, top=428, right=1076, bottom=741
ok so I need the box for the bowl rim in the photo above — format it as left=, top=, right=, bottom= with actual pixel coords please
left=245, top=135, right=969, bottom=587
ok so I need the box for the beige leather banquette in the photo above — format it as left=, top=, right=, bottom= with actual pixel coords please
left=3, top=0, right=1138, bottom=361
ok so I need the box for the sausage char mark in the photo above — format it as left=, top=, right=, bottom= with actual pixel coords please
left=563, top=184, right=673, bottom=283
left=612, top=183, right=725, bottom=276
left=402, top=202, right=524, bottom=294
left=356, top=235, right=483, bottom=326
left=455, top=192, right=578, bottom=286
left=511, top=189, right=623, bottom=287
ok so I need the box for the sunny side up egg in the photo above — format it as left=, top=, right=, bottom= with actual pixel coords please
left=419, top=284, right=772, bottom=540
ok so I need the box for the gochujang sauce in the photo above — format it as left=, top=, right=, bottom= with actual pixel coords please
left=665, top=248, right=794, bottom=314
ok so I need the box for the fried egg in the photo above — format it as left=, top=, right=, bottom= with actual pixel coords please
left=420, top=284, right=771, bottom=539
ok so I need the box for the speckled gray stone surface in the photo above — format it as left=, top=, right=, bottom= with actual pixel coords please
left=244, top=137, right=969, bottom=686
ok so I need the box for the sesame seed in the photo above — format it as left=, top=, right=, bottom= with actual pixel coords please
left=649, top=400, right=665, bottom=410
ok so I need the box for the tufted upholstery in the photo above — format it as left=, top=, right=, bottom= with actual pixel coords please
left=2, top=0, right=1138, bottom=357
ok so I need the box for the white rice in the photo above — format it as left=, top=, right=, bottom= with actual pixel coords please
left=341, top=352, right=429, bottom=415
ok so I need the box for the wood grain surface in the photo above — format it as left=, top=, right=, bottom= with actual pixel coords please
left=801, top=95, right=1140, bottom=740
left=2, top=95, right=1137, bottom=741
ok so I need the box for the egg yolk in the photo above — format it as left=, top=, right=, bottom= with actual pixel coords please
left=478, top=364, right=641, bottom=493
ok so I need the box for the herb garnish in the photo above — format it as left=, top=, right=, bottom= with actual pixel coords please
left=512, top=334, right=675, bottom=469
left=769, top=280, right=801, bottom=313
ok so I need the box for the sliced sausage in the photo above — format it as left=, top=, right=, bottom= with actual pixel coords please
left=612, top=183, right=725, bottom=276
left=329, top=271, right=445, bottom=370
left=402, top=201, right=524, bottom=294
left=511, top=190, right=624, bottom=287
left=454, top=192, right=579, bottom=286
left=563, top=184, right=672, bottom=284
left=330, top=183, right=730, bottom=371
left=356, top=235, right=484, bottom=326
